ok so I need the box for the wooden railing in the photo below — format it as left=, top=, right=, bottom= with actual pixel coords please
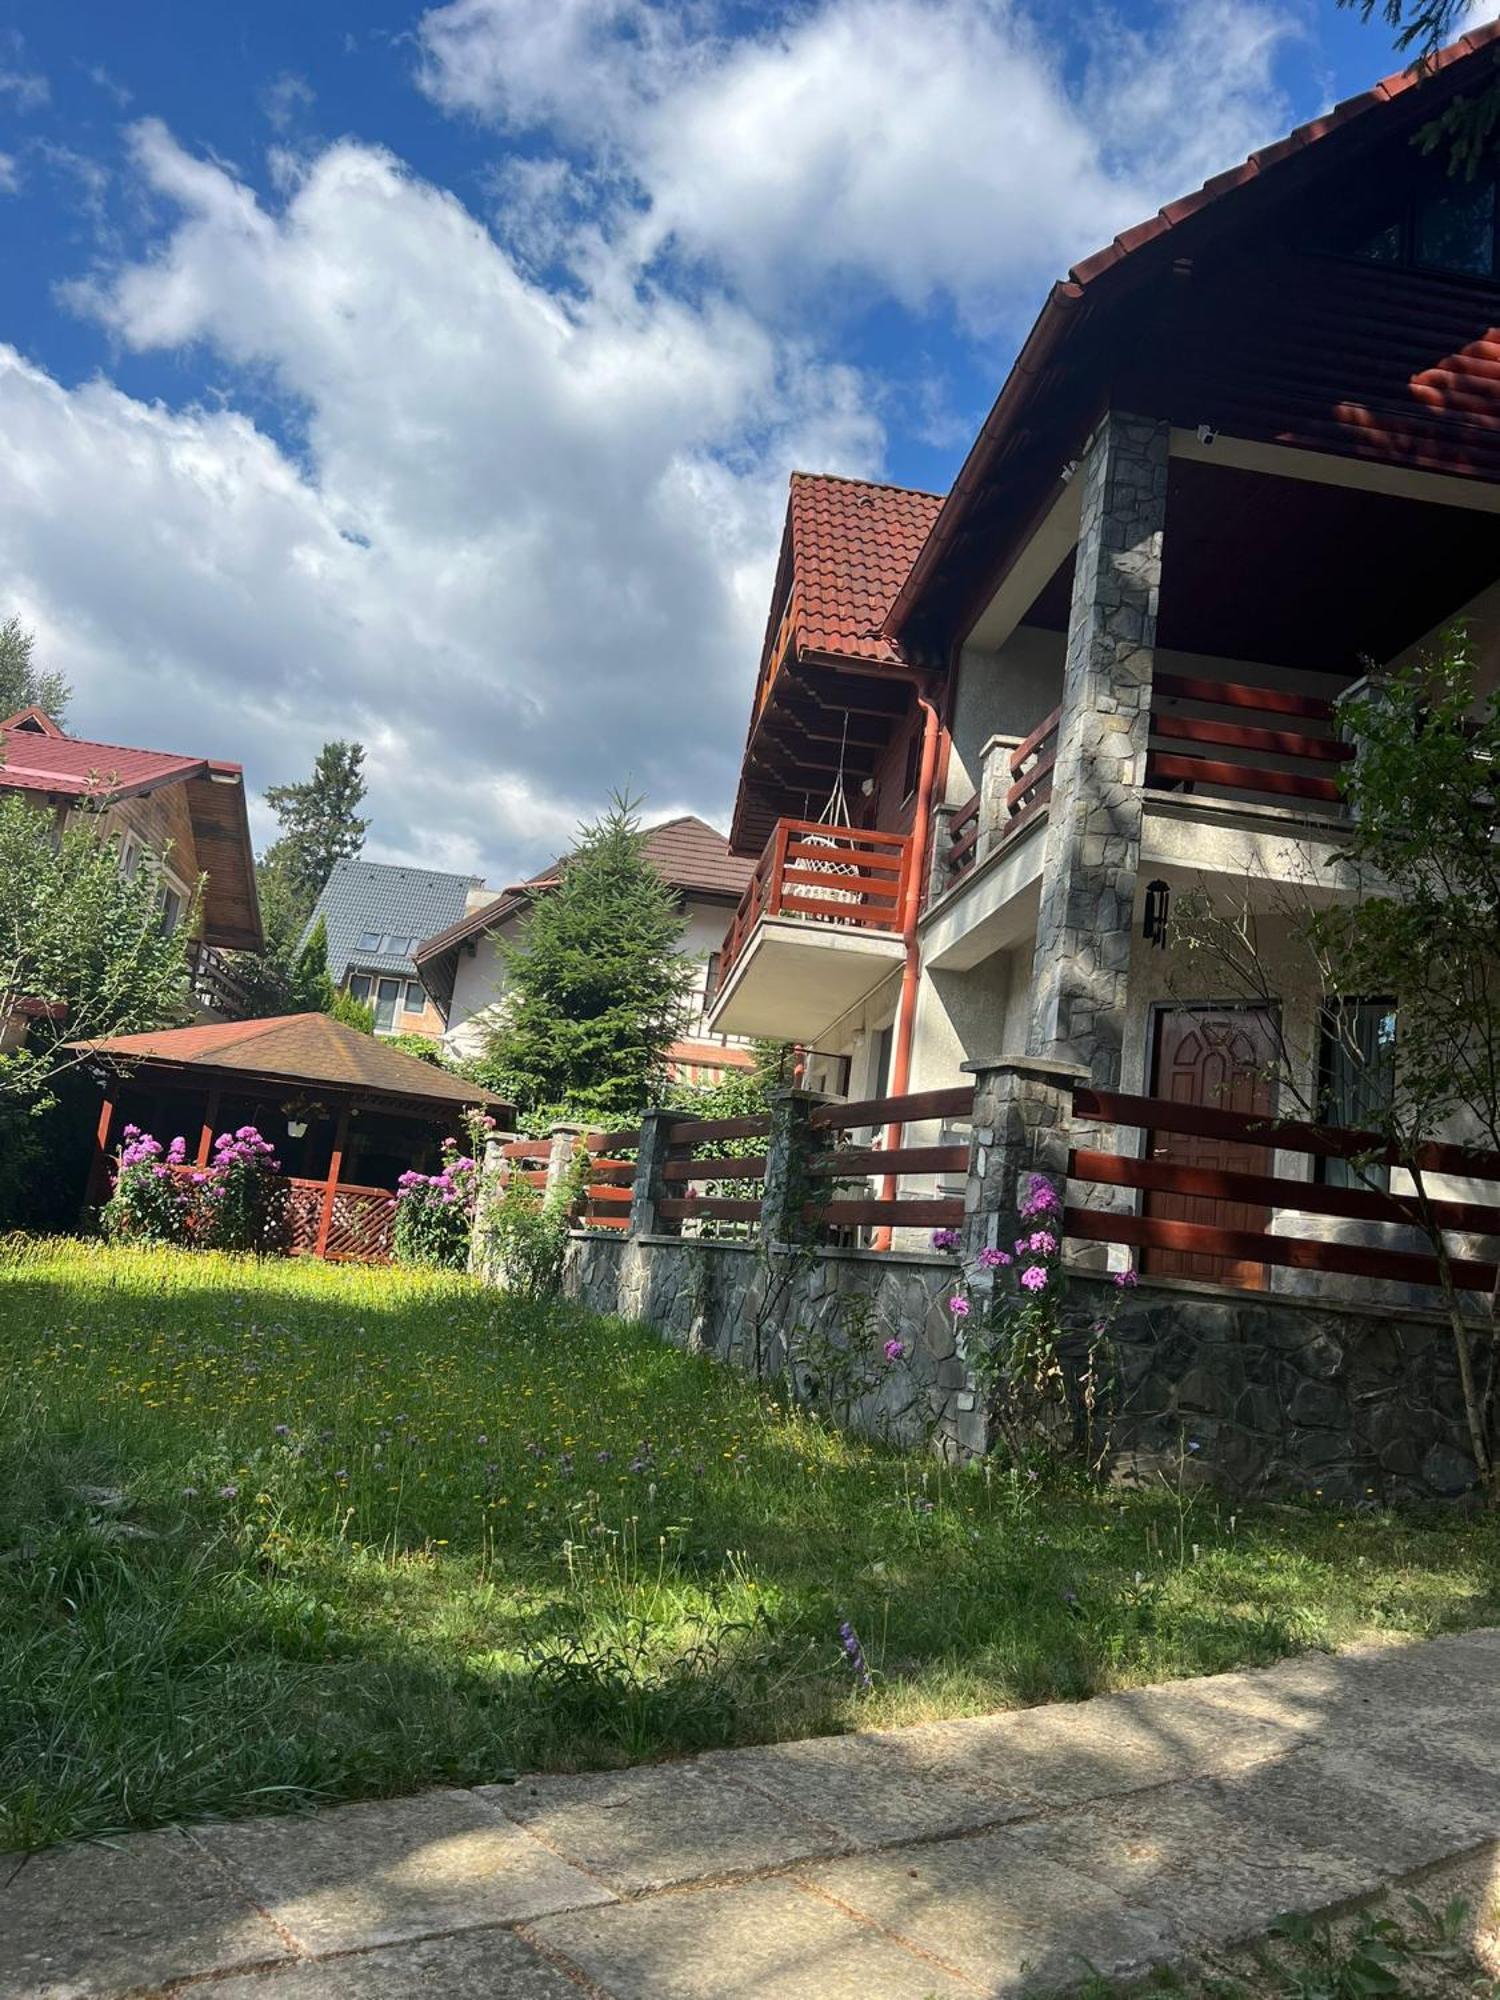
left=717, top=819, right=912, bottom=986
left=583, top=1130, right=638, bottom=1233
left=186, top=939, right=254, bottom=1020
left=943, top=707, right=1061, bottom=890
left=162, top=1164, right=396, bottom=1261
left=656, top=1111, right=771, bottom=1238
left=804, top=1085, right=973, bottom=1233
left=1147, top=674, right=1353, bottom=809
left=1065, top=1086, right=1500, bottom=1292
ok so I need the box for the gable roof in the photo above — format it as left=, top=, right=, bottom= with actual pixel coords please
left=784, top=473, right=944, bottom=669
left=0, top=714, right=230, bottom=800
left=0, top=710, right=262, bottom=952
left=413, top=814, right=751, bottom=1004
left=307, top=858, right=481, bottom=984
left=69, top=1012, right=510, bottom=1112
left=888, top=18, right=1500, bottom=646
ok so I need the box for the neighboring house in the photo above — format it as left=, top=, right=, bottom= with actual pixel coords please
left=304, top=859, right=481, bottom=1039
left=705, top=24, right=1500, bottom=1294
left=0, top=703, right=261, bottom=1020
left=415, top=815, right=756, bottom=1085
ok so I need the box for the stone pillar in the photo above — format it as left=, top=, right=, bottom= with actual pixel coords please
left=927, top=801, right=956, bottom=902
left=1026, top=410, right=1168, bottom=1087
left=960, top=1056, right=1087, bottom=1279
left=545, top=1122, right=594, bottom=1214
left=628, top=1109, right=682, bottom=1238
left=758, top=1087, right=834, bottom=1247
left=977, top=734, right=1020, bottom=863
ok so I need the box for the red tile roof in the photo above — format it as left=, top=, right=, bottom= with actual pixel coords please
left=69, top=1013, right=511, bottom=1111
left=888, top=19, right=1500, bottom=637
left=786, top=474, right=943, bottom=667
left=0, top=712, right=241, bottom=801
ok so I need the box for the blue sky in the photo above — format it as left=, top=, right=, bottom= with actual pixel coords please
left=0, top=0, right=1457, bottom=882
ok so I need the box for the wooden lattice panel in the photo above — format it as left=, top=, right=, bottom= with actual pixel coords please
left=323, top=1188, right=396, bottom=1262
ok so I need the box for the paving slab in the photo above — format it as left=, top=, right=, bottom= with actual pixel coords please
left=1203, top=1741, right=1500, bottom=1881
left=0, top=1828, right=289, bottom=2000
left=484, top=1760, right=850, bottom=1894
left=192, top=1789, right=613, bottom=1957
left=197, top=1927, right=587, bottom=1998
left=527, top=1877, right=974, bottom=1999
left=1003, top=1777, right=1373, bottom=1944
left=804, top=1829, right=1175, bottom=1995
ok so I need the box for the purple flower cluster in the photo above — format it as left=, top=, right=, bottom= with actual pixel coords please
left=211, top=1125, right=281, bottom=1173
left=929, top=1227, right=962, bottom=1252
left=838, top=1618, right=874, bottom=1692
left=118, top=1125, right=189, bottom=1177
left=1019, top=1172, right=1060, bottom=1221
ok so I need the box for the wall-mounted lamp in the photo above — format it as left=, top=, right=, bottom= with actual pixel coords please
left=1059, top=459, right=1078, bottom=483
left=1142, top=879, right=1171, bottom=949
left=1195, top=423, right=1218, bottom=447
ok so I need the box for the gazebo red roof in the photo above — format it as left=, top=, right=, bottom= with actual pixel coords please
left=69, top=1013, right=511, bottom=1115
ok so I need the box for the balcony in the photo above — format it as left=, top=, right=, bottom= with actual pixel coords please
left=706, top=819, right=912, bottom=1041
left=187, top=939, right=255, bottom=1021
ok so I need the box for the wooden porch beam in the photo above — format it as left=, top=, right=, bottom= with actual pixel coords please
left=195, top=1086, right=222, bottom=1168
left=81, top=1078, right=118, bottom=1223
left=314, top=1101, right=350, bottom=1260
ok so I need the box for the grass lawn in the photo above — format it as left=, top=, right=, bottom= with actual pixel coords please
left=3, top=1239, right=1498, bottom=1852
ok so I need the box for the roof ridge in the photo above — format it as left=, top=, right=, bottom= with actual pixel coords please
left=790, top=469, right=946, bottom=502
left=0, top=722, right=205, bottom=769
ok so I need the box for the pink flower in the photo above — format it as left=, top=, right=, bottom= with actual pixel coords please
left=1019, top=1264, right=1049, bottom=1292
left=930, top=1228, right=961, bottom=1252
left=883, top=1338, right=907, bottom=1362
left=977, top=1246, right=1012, bottom=1270
left=1022, top=1230, right=1057, bottom=1255
left=1019, top=1174, right=1060, bottom=1220
left=1112, top=1268, right=1139, bottom=1288
left=948, top=1294, right=970, bottom=1317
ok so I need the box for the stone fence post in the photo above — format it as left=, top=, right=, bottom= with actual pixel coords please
left=960, top=1056, right=1087, bottom=1293
left=759, top=1087, right=834, bottom=1247
left=927, top=801, right=956, bottom=903
left=629, top=1108, right=682, bottom=1237
left=545, top=1122, right=596, bottom=1215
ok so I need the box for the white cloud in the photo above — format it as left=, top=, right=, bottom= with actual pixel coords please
left=261, top=72, right=316, bottom=133
left=418, top=0, right=1297, bottom=329
left=10, top=127, right=877, bottom=882
left=0, top=154, right=18, bottom=195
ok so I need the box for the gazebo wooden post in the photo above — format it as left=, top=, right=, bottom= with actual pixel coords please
left=314, top=1101, right=350, bottom=1260
left=195, top=1086, right=222, bottom=1168
left=81, top=1078, right=118, bottom=1222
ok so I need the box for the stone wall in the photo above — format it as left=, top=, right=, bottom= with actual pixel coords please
left=1079, top=1276, right=1479, bottom=1505
left=564, top=1230, right=987, bottom=1458
left=562, top=1233, right=1481, bottom=1502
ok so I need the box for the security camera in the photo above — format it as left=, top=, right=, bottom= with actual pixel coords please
left=1196, top=423, right=1218, bottom=447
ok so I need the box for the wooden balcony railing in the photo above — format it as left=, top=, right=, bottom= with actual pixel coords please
left=717, top=819, right=912, bottom=986
left=187, top=939, right=254, bottom=1020
left=1146, top=674, right=1354, bottom=808
left=942, top=706, right=1061, bottom=889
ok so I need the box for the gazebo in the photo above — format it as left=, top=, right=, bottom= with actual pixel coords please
left=71, top=1014, right=512, bottom=1261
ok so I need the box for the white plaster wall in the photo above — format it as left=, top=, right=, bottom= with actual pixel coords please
left=949, top=626, right=1065, bottom=800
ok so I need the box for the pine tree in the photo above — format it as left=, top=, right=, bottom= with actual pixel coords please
left=289, top=916, right=336, bottom=1013
left=482, top=797, right=694, bottom=1122
left=0, top=617, right=72, bottom=726
left=262, top=741, right=369, bottom=921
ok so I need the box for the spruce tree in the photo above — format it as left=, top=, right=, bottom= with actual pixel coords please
left=0, top=617, right=72, bottom=725
left=262, top=741, right=369, bottom=920
left=482, top=797, right=694, bottom=1122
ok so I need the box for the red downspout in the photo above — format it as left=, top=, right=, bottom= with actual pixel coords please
left=874, top=690, right=942, bottom=1250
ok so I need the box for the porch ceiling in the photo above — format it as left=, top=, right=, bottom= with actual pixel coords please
left=705, top=917, right=905, bottom=1043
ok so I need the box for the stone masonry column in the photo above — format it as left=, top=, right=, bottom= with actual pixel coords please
left=960, top=1056, right=1087, bottom=1283
left=1026, top=410, right=1168, bottom=1087
left=757, top=1087, right=835, bottom=1248
left=628, top=1109, right=682, bottom=1238
left=545, top=1122, right=593, bottom=1211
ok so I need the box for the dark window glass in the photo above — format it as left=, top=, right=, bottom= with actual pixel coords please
left=1317, top=999, right=1397, bottom=1190
left=357, top=929, right=382, bottom=952
left=347, top=973, right=372, bottom=1003
left=374, top=977, right=402, bottom=1033
left=1415, top=177, right=1496, bottom=276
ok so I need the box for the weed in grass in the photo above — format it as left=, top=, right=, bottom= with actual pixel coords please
left=2, top=1237, right=1499, bottom=1849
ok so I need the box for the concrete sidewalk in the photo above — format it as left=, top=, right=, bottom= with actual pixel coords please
left=6, top=1630, right=1499, bottom=1999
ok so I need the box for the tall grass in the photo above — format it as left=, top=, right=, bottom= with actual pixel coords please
left=2, top=1237, right=1497, bottom=1851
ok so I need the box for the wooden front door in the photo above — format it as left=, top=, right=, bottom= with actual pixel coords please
left=1145, top=1005, right=1279, bottom=1289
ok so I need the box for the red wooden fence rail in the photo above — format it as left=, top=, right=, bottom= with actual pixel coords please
left=1067, top=1087, right=1500, bottom=1292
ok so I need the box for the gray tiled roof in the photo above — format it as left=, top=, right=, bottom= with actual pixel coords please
left=305, top=859, right=481, bottom=983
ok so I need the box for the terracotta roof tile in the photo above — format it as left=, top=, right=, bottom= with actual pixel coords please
left=68, top=1013, right=510, bottom=1112
left=787, top=473, right=943, bottom=667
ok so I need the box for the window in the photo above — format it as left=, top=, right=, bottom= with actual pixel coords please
left=158, top=882, right=185, bottom=936
left=386, top=934, right=415, bottom=956
left=373, top=977, right=402, bottom=1033
left=347, top=973, right=372, bottom=1003
left=1317, top=999, right=1397, bottom=1189
left=402, top=981, right=426, bottom=1014
left=118, top=836, right=142, bottom=882
left=357, top=930, right=382, bottom=953
left=1313, top=167, right=1500, bottom=281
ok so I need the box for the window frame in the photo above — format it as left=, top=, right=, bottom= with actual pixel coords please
left=1315, top=996, right=1398, bottom=1191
